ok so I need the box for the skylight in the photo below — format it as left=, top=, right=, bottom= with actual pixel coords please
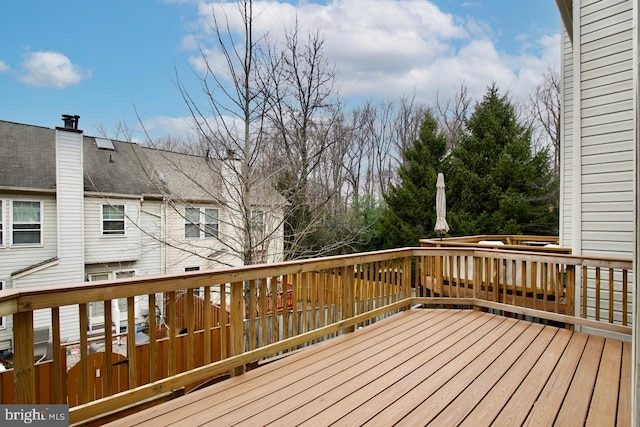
left=95, top=138, right=115, bottom=151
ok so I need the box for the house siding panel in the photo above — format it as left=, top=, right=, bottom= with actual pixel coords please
left=560, top=29, right=573, bottom=248
left=84, top=197, right=141, bottom=264
left=0, top=195, right=59, bottom=348
left=164, top=203, right=237, bottom=274
left=577, top=0, right=634, bottom=322
left=55, top=130, right=85, bottom=283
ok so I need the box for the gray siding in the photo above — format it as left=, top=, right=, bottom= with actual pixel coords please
left=560, top=28, right=574, bottom=247
left=579, top=0, right=635, bottom=259
left=575, top=0, right=635, bottom=326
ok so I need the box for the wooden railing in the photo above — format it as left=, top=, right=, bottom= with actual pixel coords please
left=0, top=247, right=631, bottom=425
left=415, top=247, right=632, bottom=330
left=421, top=234, right=570, bottom=254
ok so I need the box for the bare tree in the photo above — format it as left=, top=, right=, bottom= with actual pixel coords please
left=171, top=0, right=284, bottom=266
left=435, top=83, right=472, bottom=151
left=529, top=67, right=561, bottom=175
left=264, top=20, right=348, bottom=258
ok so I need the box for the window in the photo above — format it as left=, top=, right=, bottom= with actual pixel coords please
left=184, top=266, right=200, bottom=272
left=88, top=272, right=110, bottom=282
left=204, top=208, right=219, bottom=238
left=12, top=201, right=42, bottom=245
left=0, top=200, right=4, bottom=246
left=251, top=210, right=265, bottom=237
left=102, top=204, right=125, bottom=236
left=184, top=208, right=201, bottom=238
left=88, top=273, right=110, bottom=331
left=115, top=270, right=135, bottom=279
left=114, top=270, right=136, bottom=314
left=88, top=271, right=136, bottom=331
left=185, top=207, right=219, bottom=239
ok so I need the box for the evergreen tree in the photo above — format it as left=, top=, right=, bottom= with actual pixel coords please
left=376, top=111, right=447, bottom=248
left=446, top=84, right=558, bottom=235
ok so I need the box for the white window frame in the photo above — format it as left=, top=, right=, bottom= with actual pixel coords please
left=11, top=200, right=43, bottom=247
left=114, top=270, right=137, bottom=313
left=0, top=281, right=5, bottom=329
left=87, top=272, right=111, bottom=331
left=0, top=199, right=4, bottom=247
left=203, top=208, right=219, bottom=238
left=184, top=207, right=201, bottom=239
left=184, top=207, right=219, bottom=239
left=87, top=270, right=137, bottom=331
left=101, top=204, right=126, bottom=237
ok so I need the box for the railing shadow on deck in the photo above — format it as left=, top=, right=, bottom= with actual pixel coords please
left=0, top=246, right=632, bottom=425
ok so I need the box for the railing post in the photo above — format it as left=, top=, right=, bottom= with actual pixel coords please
left=473, top=256, right=481, bottom=310
left=342, top=266, right=355, bottom=332
left=565, top=265, right=575, bottom=330
left=13, top=310, right=35, bottom=404
left=403, top=257, right=411, bottom=302
left=230, top=281, right=244, bottom=375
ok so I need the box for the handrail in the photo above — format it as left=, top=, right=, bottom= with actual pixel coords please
left=0, top=246, right=631, bottom=425
left=420, top=235, right=569, bottom=254
left=0, top=248, right=414, bottom=316
left=2, top=247, right=631, bottom=315
left=421, top=234, right=560, bottom=244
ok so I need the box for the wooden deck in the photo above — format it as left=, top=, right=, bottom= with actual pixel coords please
left=105, top=309, right=631, bottom=426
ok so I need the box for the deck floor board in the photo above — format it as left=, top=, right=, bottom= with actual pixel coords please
left=106, top=309, right=631, bottom=427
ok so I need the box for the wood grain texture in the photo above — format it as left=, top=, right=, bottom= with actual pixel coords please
left=102, top=309, right=631, bottom=427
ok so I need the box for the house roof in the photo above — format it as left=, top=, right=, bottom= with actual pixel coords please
left=0, top=119, right=225, bottom=201
left=555, top=0, right=573, bottom=42
left=0, top=121, right=57, bottom=191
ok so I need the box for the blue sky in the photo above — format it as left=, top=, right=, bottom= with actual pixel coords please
left=0, top=0, right=561, bottom=141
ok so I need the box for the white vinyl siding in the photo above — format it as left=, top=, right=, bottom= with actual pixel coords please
left=0, top=280, right=4, bottom=328
left=165, top=205, right=235, bottom=274
left=576, top=0, right=634, bottom=326
left=55, top=127, right=85, bottom=286
left=0, top=199, right=4, bottom=247
left=0, top=196, right=58, bottom=282
left=560, top=28, right=574, bottom=248
left=579, top=0, right=634, bottom=260
left=84, top=198, right=140, bottom=264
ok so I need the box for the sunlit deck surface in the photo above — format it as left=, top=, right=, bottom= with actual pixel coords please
left=106, top=309, right=631, bottom=426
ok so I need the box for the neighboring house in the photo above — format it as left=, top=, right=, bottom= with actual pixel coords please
left=555, top=0, right=638, bottom=420
left=0, top=116, right=284, bottom=349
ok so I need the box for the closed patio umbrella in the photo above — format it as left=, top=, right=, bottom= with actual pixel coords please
left=434, top=173, right=449, bottom=236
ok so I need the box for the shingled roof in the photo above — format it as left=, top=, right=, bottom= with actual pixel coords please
left=0, top=119, right=223, bottom=200
left=0, top=121, right=57, bottom=190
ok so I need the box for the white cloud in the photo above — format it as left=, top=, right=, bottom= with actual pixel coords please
left=141, top=113, right=248, bottom=144
left=19, top=51, right=90, bottom=88
left=182, top=0, right=559, bottom=108
left=141, top=115, right=198, bottom=141
left=0, top=60, right=9, bottom=73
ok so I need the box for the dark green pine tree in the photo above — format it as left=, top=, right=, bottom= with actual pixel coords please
left=376, top=111, right=448, bottom=248
left=446, top=84, right=558, bottom=236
